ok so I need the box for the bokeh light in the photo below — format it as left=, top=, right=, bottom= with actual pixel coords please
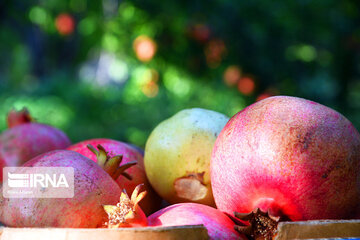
left=190, top=24, right=211, bottom=43
left=78, top=17, right=96, bottom=36
left=133, top=35, right=157, bottom=62
left=79, top=53, right=129, bottom=86
left=55, top=13, right=75, bottom=35
left=286, top=44, right=317, bottom=62
left=237, top=76, right=255, bottom=95
left=29, top=7, right=49, bottom=27
left=142, top=81, right=159, bottom=98
left=223, top=65, right=242, bottom=86
left=141, top=68, right=159, bottom=98
left=163, top=67, right=192, bottom=98
left=205, top=39, right=226, bottom=68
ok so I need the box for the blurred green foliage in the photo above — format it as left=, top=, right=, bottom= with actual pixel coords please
left=1, top=0, right=360, bottom=147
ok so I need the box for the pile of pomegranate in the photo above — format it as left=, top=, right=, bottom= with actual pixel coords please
left=0, top=96, right=359, bottom=240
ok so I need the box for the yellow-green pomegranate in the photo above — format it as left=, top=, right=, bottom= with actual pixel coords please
left=144, top=108, right=229, bottom=206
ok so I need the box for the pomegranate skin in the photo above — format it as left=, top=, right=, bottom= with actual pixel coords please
left=148, top=203, right=244, bottom=240
left=211, top=96, right=360, bottom=221
left=67, top=138, right=161, bottom=215
left=0, top=122, right=71, bottom=181
left=0, top=150, right=121, bottom=228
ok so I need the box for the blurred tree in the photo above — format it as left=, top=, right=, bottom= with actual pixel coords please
left=1, top=0, right=360, bottom=146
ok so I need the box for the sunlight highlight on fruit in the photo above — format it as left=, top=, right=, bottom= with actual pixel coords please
left=223, top=65, right=242, bottom=86
left=133, top=35, right=157, bottom=62
left=55, top=13, right=75, bottom=35
left=237, top=77, right=255, bottom=95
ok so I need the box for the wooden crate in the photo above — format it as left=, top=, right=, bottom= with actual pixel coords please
left=1, top=220, right=360, bottom=239
left=275, top=219, right=360, bottom=239
left=0, top=225, right=209, bottom=240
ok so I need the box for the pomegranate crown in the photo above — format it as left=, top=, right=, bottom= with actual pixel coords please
left=7, top=108, right=33, bottom=128
left=234, top=208, right=284, bottom=240
left=103, top=184, right=148, bottom=228
left=87, top=144, right=137, bottom=180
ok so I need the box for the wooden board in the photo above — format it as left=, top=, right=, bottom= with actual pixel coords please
left=1, top=220, right=360, bottom=239
left=0, top=225, right=209, bottom=240
left=275, top=220, right=360, bottom=239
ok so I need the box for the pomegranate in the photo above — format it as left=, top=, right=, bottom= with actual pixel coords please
left=211, top=96, right=360, bottom=239
left=0, top=149, right=135, bottom=227
left=67, top=138, right=161, bottom=215
left=103, top=184, right=148, bottom=228
left=148, top=203, right=244, bottom=240
left=0, top=109, right=71, bottom=182
left=144, top=108, right=229, bottom=206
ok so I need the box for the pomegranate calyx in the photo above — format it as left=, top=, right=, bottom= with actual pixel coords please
left=131, top=183, right=147, bottom=208
left=234, top=208, right=281, bottom=240
left=103, top=184, right=148, bottom=228
left=87, top=144, right=137, bottom=180
left=7, top=108, right=33, bottom=128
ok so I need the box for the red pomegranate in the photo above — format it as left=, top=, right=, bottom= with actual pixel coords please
left=0, top=109, right=71, bottom=182
left=148, top=203, right=244, bottom=240
left=67, top=138, right=161, bottom=215
left=211, top=96, right=360, bottom=238
left=0, top=149, right=136, bottom=227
